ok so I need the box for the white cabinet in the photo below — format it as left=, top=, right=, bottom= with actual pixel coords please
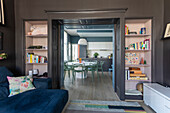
left=164, top=99, right=170, bottom=112
left=144, top=83, right=170, bottom=113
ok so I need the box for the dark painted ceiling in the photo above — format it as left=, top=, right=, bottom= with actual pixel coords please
left=64, top=19, right=115, bottom=37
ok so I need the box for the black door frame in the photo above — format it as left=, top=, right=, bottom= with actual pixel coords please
left=46, top=8, right=127, bottom=100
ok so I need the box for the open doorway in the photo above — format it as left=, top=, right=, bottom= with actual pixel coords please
left=47, top=9, right=126, bottom=100
left=62, top=20, right=118, bottom=100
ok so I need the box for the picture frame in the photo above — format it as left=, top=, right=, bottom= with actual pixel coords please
left=0, top=0, right=5, bottom=25
left=163, top=23, right=170, bottom=39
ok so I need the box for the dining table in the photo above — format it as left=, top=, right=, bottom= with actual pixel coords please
left=66, top=61, right=97, bottom=79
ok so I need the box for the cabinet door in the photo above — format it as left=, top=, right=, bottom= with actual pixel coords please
left=150, top=91, right=165, bottom=113
left=164, top=99, right=170, bottom=113
left=143, top=86, right=151, bottom=105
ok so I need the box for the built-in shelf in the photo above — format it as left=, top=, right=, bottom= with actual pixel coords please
left=125, top=34, right=150, bottom=37
left=26, top=34, right=48, bottom=37
left=26, top=49, right=48, bottom=51
left=125, top=49, right=151, bottom=52
left=26, top=63, right=48, bottom=65
left=125, top=64, right=150, bottom=67
left=126, top=80, right=150, bottom=82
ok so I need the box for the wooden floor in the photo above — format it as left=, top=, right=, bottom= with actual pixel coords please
left=64, top=72, right=119, bottom=101
left=63, top=71, right=155, bottom=113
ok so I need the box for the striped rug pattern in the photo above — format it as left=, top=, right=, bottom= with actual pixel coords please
left=67, top=100, right=146, bottom=113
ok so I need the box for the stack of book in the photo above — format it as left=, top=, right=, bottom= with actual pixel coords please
left=130, top=39, right=150, bottom=50
left=125, top=67, right=148, bottom=80
left=26, top=53, right=47, bottom=63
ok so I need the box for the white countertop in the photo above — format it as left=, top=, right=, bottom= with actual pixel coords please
left=144, top=83, right=170, bottom=101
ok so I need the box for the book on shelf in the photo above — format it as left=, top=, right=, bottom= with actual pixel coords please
left=129, top=67, right=140, bottom=70
left=130, top=74, right=146, bottom=77
left=125, top=69, right=130, bottom=80
left=125, top=67, right=148, bottom=80
left=27, top=53, right=47, bottom=64
left=128, top=76, right=149, bottom=80
left=130, top=70, right=142, bottom=74
left=128, top=39, right=150, bottom=50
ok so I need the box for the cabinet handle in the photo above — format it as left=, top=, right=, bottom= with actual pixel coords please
left=165, top=105, right=170, bottom=109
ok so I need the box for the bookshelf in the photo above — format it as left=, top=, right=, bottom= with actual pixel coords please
left=26, top=63, right=48, bottom=65
left=25, top=21, right=48, bottom=75
left=125, top=50, right=151, bottom=52
left=125, top=34, right=150, bottom=37
left=26, top=49, right=48, bottom=51
left=125, top=19, right=152, bottom=99
left=26, top=34, right=48, bottom=37
left=125, top=64, right=150, bottom=67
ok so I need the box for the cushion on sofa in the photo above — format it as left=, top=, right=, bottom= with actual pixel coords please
left=0, top=67, right=14, bottom=83
left=7, top=76, right=35, bottom=96
left=0, top=67, right=14, bottom=100
left=0, top=86, right=9, bottom=100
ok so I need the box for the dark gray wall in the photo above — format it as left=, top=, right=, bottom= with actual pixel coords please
left=163, top=0, right=170, bottom=86
left=0, top=0, right=15, bottom=73
left=15, top=0, right=164, bottom=83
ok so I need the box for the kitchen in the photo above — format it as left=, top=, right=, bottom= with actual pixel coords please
left=64, top=24, right=114, bottom=74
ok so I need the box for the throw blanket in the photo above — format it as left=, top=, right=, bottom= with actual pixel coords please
left=0, top=89, right=68, bottom=113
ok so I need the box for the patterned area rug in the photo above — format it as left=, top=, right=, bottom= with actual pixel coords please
left=66, top=100, right=146, bottom=113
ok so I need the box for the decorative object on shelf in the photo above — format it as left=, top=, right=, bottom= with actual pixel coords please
left=144, top=60, right=147, bottom=64
left=0, top=32, right=3, bottom=50
left=0, top=0, right=5, bottom=25
left=0, top=52, right=7, bottom=60
left=30, top=26, right=36, bottom=32
left=125, top=47, right=128, bottom=50
left=125, top=25, right=129, bottom=35
left=140, top=57, right=144, bottom=64
left=128, top=45, right=134, bottom=50
left=93, top=52, right=99, bottom=58
left=163, top=23, right=170, bottom=39
left=31, top=25, right=47, bottom=35
left=28, top=70, right=33, bottom=77
left=129, top=32, right=137, bottom=34
left=125, top=53, right=139, bottom=65
left=28, top=45, right=43, bottom=49
left=140, top=27, right=146, bottom=34
left=136, top=83, right=143, bottom=93
left=33, top=69, right=39, bottom=76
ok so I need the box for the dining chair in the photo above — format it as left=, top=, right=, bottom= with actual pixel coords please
left=98, top=61, right=105, bottom=77
left=72, top=63, right=86, bottom=83
left=87, top=63, right=98, bottom=82
left=64, top=62, right=72, bottom=80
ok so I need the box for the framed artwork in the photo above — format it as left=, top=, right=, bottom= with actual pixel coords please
left=0, top=0, right=5, bottom=25
left=0, top=32, right=3, bottom=50
left=163, top=23, right=170, bottom=39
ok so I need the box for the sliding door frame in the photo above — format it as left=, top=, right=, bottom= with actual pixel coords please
left=46, top=9, right=127, bottom=100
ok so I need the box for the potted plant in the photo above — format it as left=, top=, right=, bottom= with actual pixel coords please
left=93, top=52, right=99, bottom=58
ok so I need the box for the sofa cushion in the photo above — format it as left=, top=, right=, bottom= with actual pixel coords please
left=0, top=67, right=14, bottom=83
left=7, top=76, right=35, bottom=96
left=0, top=67, right=14, bottom=99
left=0, top=86, right=8, bottom=100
